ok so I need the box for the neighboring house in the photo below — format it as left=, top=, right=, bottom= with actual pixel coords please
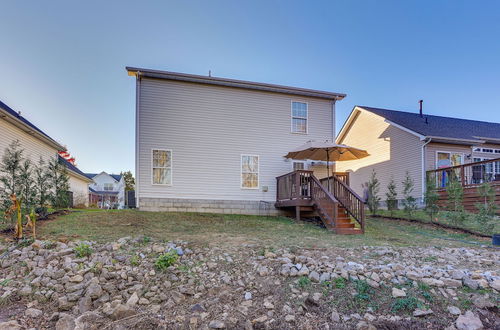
left=85, top=172, right=125, bottom=209
left=336, top=105, right=500, bottom=204
left=58, top=156, right=93, bottom=207
left=127, top=67, right=346, bottom=215
left=1, top=99, right=90, bottom=206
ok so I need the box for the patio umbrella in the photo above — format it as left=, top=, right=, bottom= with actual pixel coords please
left=284, top=140, right=369, bottom=189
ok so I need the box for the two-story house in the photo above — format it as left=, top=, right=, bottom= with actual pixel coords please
left=127, top=67, right=346, bottom=215
left=86, top=172, right=125, bottom=209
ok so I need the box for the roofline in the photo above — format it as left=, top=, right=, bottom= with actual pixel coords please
left=335, top=106, right=361, bottom=143
left=67, top=168, right=93, bottom=183
left=126, top=67, right=346, bottom=101
left=0, top=107, right=65, bottom=151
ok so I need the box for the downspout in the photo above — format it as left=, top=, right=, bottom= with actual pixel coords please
left=331, top=100, right=336, bottom=142
left=421, top=137, right=432, bottom=203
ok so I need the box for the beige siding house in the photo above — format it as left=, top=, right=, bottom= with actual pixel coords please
left=336, top=106, right=500, bottom=204
left=127, top=67, right=346, bottom=214
left=0, top=100, right=91, bottom=206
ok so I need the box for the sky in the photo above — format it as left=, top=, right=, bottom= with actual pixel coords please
left=1, top=1, right=499, bottom=174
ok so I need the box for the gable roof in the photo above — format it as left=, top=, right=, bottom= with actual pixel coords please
left=126, top=67, right=346, bottom=101
left=0, top=99, right=65, bottom=151
left=85, top=172, right=122, bottom=182
left=341, top=106, right=500, bottom=145
left=58, top=156, right=92, bottom=182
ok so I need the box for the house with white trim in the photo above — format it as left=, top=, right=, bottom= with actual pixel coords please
left=86, top=172, right=125, bottom=209
left=127, top=67, right=345, bottom=215
left=335, top=105, right=500, bottom=204
left=0, top=99, right=91, bottom=206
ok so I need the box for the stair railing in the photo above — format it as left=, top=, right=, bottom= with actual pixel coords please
left=310, top=175, right=339, bottom=228
left=320, top=175, right=365, bottom=233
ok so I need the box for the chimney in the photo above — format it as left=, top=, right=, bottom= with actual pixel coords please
left=419, top=100, right=423, bottom=117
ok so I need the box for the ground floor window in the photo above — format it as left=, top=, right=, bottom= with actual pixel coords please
left=472, top=157, right=500, bottom=183
left=152, top=149, right=172, bottom=185
left=241, top=155, right=259, bottom=189
left=292, top=161, right=306, bottom=171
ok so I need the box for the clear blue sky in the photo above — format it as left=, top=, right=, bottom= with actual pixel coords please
left=1, top=1, right=499, bottom=174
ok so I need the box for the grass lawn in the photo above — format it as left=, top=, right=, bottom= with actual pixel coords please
left=375, top=209, right=499, bottom=236
left=25, top=209, right=492, bottom=248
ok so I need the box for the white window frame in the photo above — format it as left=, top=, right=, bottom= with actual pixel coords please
left=151, top=149, right=173, bottom=186
left=291, top=101, right=308, bottom=134
left=103, top=183, right=114, bottom=191
left=292, top=160, right=307, bottom=171
left=435, top=151, right=464, bottom=168
left=240, top=154, right=259, bottom=190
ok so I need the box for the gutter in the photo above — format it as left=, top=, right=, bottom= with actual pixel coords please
left=126, top=67, right=346, bottom=101
left=421, top=137, right=432, bottom=201
left=0, top=108, right=65, bottom=151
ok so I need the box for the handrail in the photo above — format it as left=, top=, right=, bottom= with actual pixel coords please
left=426, top=157, right=500, bottom=189
left=321, top=174, right=365, bottom=232
left=310, top=175, right=339, bottom=228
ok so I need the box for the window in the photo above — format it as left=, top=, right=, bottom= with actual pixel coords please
left=104, top=183, right=113, bottom=191
left=241, top=155, right=259, bottom=189
left=293, top=161, right=306, bottom=171
left=436, top=152, right=463, bottom=168
left=152, top=149, right=172, bottom=185
left=291, top=101, right=307, bottom=133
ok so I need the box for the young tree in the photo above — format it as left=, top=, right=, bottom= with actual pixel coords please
left=402, top=171, right=418, bottom=219
left=385, top=177, right=398, bottom=216
left=475, top=181, right=496, bottom=232
left=366, top=170, right=381, bottom=215
left=445, top=173, right=467, bottom=226
left=33, top=157, right=52, bottom=211
left=122, top=170, right=135, bottom=191
left=0, top=140, right=24, bottom=207
left=424, top=173, right=440, bottom=221
left=47, top=157, right=70, bottom=208
left=18, top=158, right=36, bottom=211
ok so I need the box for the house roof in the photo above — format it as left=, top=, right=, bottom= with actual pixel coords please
left=0, top=99, right=65, bottom=150
left=85, top=172, right=122, bottom=182
left=58, top=156, right=92, bottom=182
left=356, top=106, right=500, bottom=145
left=126, top=67, right=346, bottom=101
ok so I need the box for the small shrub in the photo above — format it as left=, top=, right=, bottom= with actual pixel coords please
left=475, top=181, right=496, bottom=232
left=385, top=177, right=398, bottom=216
left=74, top=243, right=92, bottom=258
left=130, top=255, right=140, bottom=267
left=424, top=173, right=440, bottom=221
left=297, top=276, right=311, bottom=288
left=155, top=250, right=178, bottom=271
left=402, top=171, right=418, bottom=219
left=445, top=174, right=466, bottom=225
left=366, top=170, right=381, bottom=215
left=142, top=236, right=151, bottom=244
left=354, top=280, right=372, bottom=300
left=391, top=296, right=421, bottom=313
left=17, top=238, right=34, bottom=248
left=333, top=277, right=347, bottom=289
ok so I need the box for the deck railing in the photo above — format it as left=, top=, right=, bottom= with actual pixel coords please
left=276, top=170, right=314, bottom=202
left=426, top=157, right=500, bottom=189
left=321, top=174, right=365, bottom=231
left=310, top=175, right=338, bottom=226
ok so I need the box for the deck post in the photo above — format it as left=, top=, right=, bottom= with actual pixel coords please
left=295, top=206, right=300, bottom=221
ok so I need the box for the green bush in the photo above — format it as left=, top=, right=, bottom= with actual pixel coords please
left=366, top=170, right=381, bottom=215
left=74, top=243, right=92, bottom=258
left=297, top=276, right=311, bottom=288
left=402, top=171, right=418, bottom=219
left=424, top=173, right=440, bottom=221
left=385, top=177, right=398, bottom=216
left=333, top=277, right=347, bottom=289
left=391, top=296, right=422, bottom=313
left=155, top=250, right=178, bottom=271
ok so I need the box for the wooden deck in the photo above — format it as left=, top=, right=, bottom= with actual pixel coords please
left=427, top=157, right=500, bottom=214
left=275, top=170, right=365, bottom=234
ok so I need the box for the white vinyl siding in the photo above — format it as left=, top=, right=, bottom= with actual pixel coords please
left=152, top=149, right=172, bottom=185
left=241, top=155, right=259, bottom=189
left=136, top=78, right=334, bottom=202
left=291, top=101, right=308, bottom=134
left=0, top=119, right=58, bottom=169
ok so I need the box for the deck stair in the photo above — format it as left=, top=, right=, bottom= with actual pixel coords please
left=275, top=170, right=365, bottom=234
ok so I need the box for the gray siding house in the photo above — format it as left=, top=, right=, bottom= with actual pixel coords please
left=127, top=67, right=345, bottom=215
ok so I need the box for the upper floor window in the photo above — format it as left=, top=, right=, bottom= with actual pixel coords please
left=103, top=183, right=114, bottom=191
left=291, top=101, right=308, bottom=134
left=241, top=155, right=259, bottom=189
left=152, top=149, right=172, bottom=185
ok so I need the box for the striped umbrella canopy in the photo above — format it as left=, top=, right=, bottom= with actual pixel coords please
left=284, top=140, right=369, bottom=162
